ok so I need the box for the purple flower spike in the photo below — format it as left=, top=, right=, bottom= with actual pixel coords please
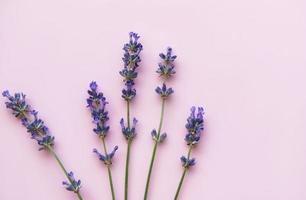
left=120, top=32, right=143, bottom=101
left=62, top=171, right=81, bottom=193
left=2, top=90, right=55, bottom=150
left=87, top=81, right=119, bottom=164
left=151, top=129, right=167, bottom=143
left=155, top=47, right=176, bottom=100
left=121, top=83, right=136, bottom=101
left=120, top=117, right=138, bottom=139
left=87, top=82, right=118, bottom=199
left=180, top=156, right=196, bottom=168
left=2, top=90, right=31, bottom=119
left=4, top=90, right=83, bottom=197
left=155, top=83, right=174, bottom=99
left=184, top=106, right=204, bottom=146
left=178, top=106, right=204, bottom=169
left=93, top=146, right=119, bottom=165
left=157, top=47, right=177, bottom=79
left=123, top=32, right=142, bottom=56
left=87, top=81, right=110, bottom=138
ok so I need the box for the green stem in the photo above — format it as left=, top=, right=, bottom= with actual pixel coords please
left=125, top=138, right=131, bottom=200
left=127, top=100, right=131, bottom=128
left=157, top=99, right=165, bottom=134
left=174, top=145, right=193, bottom=200
left=125, top=100, right=131, bottom=200
left=101, top=138, right=116, bottom=200
left=77, top=192, right=84, bottom=200
left=107, top=166, right=115, bottom=200
left=143, top=141, right=157, bottom=200
left=47, top=145, right=84, bottom=200
left=144, top=99, right=166, bottom=200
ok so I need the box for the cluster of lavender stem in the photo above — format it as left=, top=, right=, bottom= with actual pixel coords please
left=2, top=91, right=84, bottom=200
left=143, top=47, right=177, bottom=200
left=174, top=107, right=204, bottom=200
left=3, top=32, right=205, bottom=200
left=86, top=81, right=118, bottom=200
left=119, top=32, right=143, bottom=200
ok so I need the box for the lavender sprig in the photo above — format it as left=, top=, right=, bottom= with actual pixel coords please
left=120, top=32, right=143, bottom=200
left=2, top=90, right=84, bottom=200
left=174, top=106, right=204, bottom=200
left=144, top=47, right=176, bottom=200
left=87, top=81, right=117, bottom=200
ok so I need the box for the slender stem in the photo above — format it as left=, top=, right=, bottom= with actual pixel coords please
left=77, top=192, right=84, bottom=200
left=47, top=145, right=84, bottom=200
left=186, top=145, right=193, bottom=158
left=143, top=141, right=158, bottom=200
left=125, top=138, right=131, bottom=200
left=127, top=100, right=131, bottom=128
left=125, top=100, right=131, bottom=200
left=174, top=145, right=193, bottom=200
left=174, top=169, right=187, bottom=200
left=144, top=99, right=166, bottom=200
left=101, top=138, right=116, bottom=200
left=157, top=99, right=166, bottom=134
left=107, top=166, right=116, bottom=200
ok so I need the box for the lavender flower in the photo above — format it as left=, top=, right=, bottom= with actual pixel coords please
left=93, top=146, right=119, bottom=165
left=144, top=47, right=177, bottom=200
left=174, top=106, right=205, bottom=200
left=3, top=90, right=83, bottom=199
left=119, top=32, right=143, bottom=101
left=2, top=91, right=31, bottom=119
left=184, top=107, right=204, bottom=146
left=151, top=129, right=167, bottom=143
left=121, top=32, right=143, bottom=200
left=23, top=112, right=55, bottom=151
left=121, top=81, right=136, bottom=101
left=155, top=83, right=174, bottom=99
left=87, top=81, right=119, bottom=162
left=120, top=117, right=138, bottom=139
left=157, top=47, right=177, bottom=79
left=154, top=47, right=176, bottom=100
left=87, top=81, right=109, bottom=138
left=62, top=172, right=81, bottom=193
left=123, top=32, right=143, bottom=67
left=86, top=81, right=118, bottom=199
left=2, top=90, right=54, bottom=150
left=180, top=106, right=204, bottom=168
left=180, top=156, right=196, bottom=168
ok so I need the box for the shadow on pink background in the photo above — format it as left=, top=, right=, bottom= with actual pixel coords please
left=1, top=0, right=306, bottom=199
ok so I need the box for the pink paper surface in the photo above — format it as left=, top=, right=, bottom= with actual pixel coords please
left=1, top=0, right=306, bottom=199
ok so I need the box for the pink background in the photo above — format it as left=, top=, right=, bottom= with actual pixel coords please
left=1, top=0, right=306, bottom=199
